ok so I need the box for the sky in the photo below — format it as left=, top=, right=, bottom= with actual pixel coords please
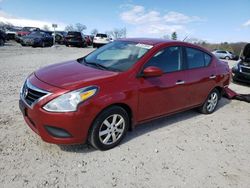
left=0, top=0, right=250, bottom=43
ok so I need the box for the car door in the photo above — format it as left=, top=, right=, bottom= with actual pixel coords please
left=184, top=47, right=216, bottom=106
left=137, top=46, right=190, bottom=121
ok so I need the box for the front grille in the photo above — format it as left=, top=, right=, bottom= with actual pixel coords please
left=21, top=80, right=49, bottom=107
left=241, top=66, right=250, bottom=74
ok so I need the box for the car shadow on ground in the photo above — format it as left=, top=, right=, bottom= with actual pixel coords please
left=59, top=97, right=231, bottom=153
left=232, top=80, right=250, bottom=87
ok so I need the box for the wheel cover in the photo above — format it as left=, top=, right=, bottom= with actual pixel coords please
left=99, top=114, right=125, bottom=145
left=206, top=92, right=218, bottom=112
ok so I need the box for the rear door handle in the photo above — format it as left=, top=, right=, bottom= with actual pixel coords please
left=176, top=80, right=185, bottom=85
left=209, top=75, right=216, bottom=79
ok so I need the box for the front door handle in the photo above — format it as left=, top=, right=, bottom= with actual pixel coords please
left=209, top=75, right=216, bottom=79
left=176, top=80, right=185, bottom=85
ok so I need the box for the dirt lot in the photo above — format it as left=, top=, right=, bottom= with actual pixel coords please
left=0, top=41, right=250, bottom=188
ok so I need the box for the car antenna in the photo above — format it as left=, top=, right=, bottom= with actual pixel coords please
left=183, top=35, right=188, bottom=41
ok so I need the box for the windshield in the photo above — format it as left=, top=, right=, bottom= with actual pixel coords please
left=83, top=41, right=152, bottom=72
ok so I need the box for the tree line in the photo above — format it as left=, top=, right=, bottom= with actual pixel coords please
left=166, top=31, right=247, bottom=55
left=64, top=23, right=126, bottom=39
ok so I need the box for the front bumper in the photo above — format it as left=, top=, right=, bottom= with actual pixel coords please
left=19, top=76, right=97, bottom=145
left=232, top=69, right=250, bottom=84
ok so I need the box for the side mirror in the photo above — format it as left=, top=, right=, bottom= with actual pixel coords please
left=142, top=66, right=164, bottom=77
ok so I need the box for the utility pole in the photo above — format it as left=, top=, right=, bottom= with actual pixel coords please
left=52, top=24, right=58, bottom=45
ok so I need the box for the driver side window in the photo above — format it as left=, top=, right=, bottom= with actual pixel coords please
left=144, top=46, right=182, bottom=73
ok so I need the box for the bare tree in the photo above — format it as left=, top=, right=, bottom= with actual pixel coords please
left=64, top=23, right=87, bottom=33
left=0, top=22, right=13, bottom=30
left=65, top=24, right=75, bottom=32
left=43, top=25, right=50, bottom=31
left=91, top=28, right=98, bottom=36
left=75, top=23, right=87, bottom=32
left=107, top=27, right=126, bottom=39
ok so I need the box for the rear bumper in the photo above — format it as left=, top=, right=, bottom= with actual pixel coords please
left=93, top=41, right=110, bottom=45
left=66, top=40, right=84, bottom=46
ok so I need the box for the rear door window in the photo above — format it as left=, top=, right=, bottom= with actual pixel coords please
left=185, top=47, right=212, bottom=69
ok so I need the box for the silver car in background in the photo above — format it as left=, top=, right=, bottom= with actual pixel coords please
left=212, top=50, right=234, bottom=60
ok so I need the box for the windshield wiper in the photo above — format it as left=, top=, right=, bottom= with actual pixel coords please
left=82, top=58, right=121, bottom=72
left=86, top=62, right=109, bottom=70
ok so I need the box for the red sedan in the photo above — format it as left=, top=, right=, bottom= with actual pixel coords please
left=19, top=38, right=230, bottom=150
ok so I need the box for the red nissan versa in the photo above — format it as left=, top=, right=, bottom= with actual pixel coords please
left=19, top=38, right=230, bottom=150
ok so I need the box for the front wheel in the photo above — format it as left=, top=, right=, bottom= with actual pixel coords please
left=199, top=89, right=220, bottom=114
left=88, top=106, right=129, bottom=150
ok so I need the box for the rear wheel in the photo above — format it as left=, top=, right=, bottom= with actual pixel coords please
left=225, top=56, right=230, bottom=60
left=199, top=89, right=220, bottom=114
left=41, top=41, right=45, bottom=48
left=88, top=106, right=129, bottom=150
left=0, top=39, right=4, bottom=46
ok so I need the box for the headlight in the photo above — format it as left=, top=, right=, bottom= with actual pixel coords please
left=232, top=64, right=238, bottom=72
left=43, top=86, right=98, bottom=112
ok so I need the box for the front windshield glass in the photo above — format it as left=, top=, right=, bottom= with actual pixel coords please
left=83, top=41, right=152, bottom=72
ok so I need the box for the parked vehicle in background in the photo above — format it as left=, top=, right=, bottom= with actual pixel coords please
left=84, top=35, right=93, bottom=46
left=93, top=33, right=110, bottom=48
left=52, top=31, right=67, bottom=44
left=5, top=28, right=20, bottom=40
left=65, top=31, right=87, bottom=47
left=229, top=51, right=238, bottom=60
left=232, top=43, right=250, bottom=84
left=19, top=38, right=231, bottom=150
left=212, top=50, right=233, bottom=60
left=15, top=27, right=40, bottom=43
left=20, top=31, right=53, bottom=47
left=0, top=30, right=6, bottom=46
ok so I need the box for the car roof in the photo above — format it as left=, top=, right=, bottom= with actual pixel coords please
left=117, top=38, right=213, bottom=55
left=117, top=38, right=174, bottom=45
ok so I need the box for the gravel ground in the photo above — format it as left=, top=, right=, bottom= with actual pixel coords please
left=0, top=41, right=250, bottom=188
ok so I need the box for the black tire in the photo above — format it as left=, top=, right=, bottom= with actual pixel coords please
left=41, top=41, right=45, bottom=48
left=199, top=89, right=220, bottom=114
left=93, top=43, right=96, bottom=48
left=88, top=106, right=129, bottom=150
left=0, top=38, right=4, bottom=46
left=82, top=42, right=87, bottom=48
left=225, top=56, right=230, bottom=60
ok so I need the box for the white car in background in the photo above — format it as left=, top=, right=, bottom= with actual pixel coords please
left=93, top=33, right=111, bottom=48
left=212, top=50, right=234, bottom=60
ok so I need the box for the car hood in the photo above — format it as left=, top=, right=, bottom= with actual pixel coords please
left=243, top=43, right=250, bottom=57
left=35, top=60, right=119, bottom=90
